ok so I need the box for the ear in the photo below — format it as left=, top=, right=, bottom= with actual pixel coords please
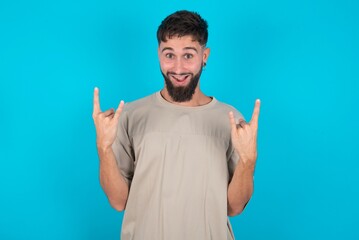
left=202, top=47, right=210, bottom=63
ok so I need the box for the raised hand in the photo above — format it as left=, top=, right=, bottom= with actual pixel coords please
left=92, top=87, right=124, bottom=151
left=229, top=99, right=260, bottom=167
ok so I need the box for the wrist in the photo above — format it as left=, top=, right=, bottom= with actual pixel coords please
left=237, top=152, right=257, bottom=167
left=236, top=159, right=256, bottom=173
left=97, top=143, right=113, bottom=155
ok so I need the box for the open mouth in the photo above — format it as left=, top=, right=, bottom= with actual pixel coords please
left=169, top=74, right=191, bottom=86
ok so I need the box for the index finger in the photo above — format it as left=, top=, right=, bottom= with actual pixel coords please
left=250, top=99, right=261, bottom=126
left=93, top=87, right=101, bottom=114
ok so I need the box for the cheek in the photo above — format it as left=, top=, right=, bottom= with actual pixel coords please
left=184, top=61, right=202, bottom=72
left=160, top=61, right=173, bottom=73
left=159, top=57, right=174, bottom=68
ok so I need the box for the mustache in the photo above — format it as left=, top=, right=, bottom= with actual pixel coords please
left=167, top=72, right=193, bottom=76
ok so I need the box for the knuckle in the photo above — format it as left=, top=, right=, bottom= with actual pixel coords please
left=98, top=113, right=105, bottom=120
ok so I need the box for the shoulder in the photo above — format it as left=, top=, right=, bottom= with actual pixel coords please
left=213, top=98, right=245, bottom=121
left=122, top=93, right=157, bottom=115
left=117, top=93, right=157, bottom=130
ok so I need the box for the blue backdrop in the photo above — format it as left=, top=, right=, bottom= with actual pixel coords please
left=1, top=0, right=358, bottom=239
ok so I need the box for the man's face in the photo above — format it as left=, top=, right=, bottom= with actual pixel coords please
left=158, top=35, right=210, bottom=102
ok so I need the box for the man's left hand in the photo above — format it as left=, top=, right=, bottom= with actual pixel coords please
left=229, top=99, right=261, bottom=168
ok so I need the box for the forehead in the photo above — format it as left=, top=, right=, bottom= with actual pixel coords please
left=159, top=35, right=202, bottom=51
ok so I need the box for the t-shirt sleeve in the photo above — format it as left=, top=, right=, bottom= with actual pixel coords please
left=227, top=109, right=245, bottom=182
left=111, top=110, right=135, bottom=186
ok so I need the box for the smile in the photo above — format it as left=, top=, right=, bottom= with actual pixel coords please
left=169, top=74, right=191, bottom=85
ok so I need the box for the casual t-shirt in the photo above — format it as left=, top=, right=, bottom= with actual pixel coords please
left=112, top=91, right=243, bottom=240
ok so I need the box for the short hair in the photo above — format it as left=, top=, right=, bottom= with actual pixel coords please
left=157, top=10, right=208, bottom=46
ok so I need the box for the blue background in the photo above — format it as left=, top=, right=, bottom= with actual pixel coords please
left=1, top=0, right=358, bottom=239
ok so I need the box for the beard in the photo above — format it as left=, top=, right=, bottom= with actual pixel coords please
left=161, top=65, right=203, bottom=102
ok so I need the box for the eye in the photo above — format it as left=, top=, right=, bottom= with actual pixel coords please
left=165, top=53, right=174, bottom=59
left=184, top=53, right=193, bottom=59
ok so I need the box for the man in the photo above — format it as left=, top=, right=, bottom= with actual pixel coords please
left=93, top=10, right=260, bottom=240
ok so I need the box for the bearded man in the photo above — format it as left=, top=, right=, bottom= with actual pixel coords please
left=93, top=10, right=261, bottom=240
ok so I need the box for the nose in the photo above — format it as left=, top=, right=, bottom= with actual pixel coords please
left=173, top=58, right=185, bottom=74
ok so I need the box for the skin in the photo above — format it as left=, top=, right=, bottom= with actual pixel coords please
left=227, top=99, right=260, bottom=216
left=93, top=35, right=260, bottom=215
left=92, top=88, right=128, bottom=211
left=158, top=35, right=211, bottom=106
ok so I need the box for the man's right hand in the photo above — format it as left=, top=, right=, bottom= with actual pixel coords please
left=92, top=87, right=124, bottom=152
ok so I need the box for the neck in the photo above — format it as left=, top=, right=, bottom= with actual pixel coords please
left=160, top=86, right=212, bottom=107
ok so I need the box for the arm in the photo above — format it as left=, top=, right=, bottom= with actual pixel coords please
left=93, top=87, right=129, bottom=211
left=97, top=146, right=129, bottom=211
left=227, top=159, right=255, bottom=216
left=227, top=99, right=260, bottom=216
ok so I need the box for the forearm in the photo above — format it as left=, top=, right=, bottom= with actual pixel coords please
left=98, top=146, right=129, bottom=211
left=227, top=160, right=255, bottom=216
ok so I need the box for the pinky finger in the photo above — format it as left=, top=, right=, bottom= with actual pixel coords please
left=114, top=100, right=125, bottom=120
left=228, top=112, right=237, bottom=131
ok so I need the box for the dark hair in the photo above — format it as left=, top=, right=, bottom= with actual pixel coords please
left=157, top=10, right=208, bottom=46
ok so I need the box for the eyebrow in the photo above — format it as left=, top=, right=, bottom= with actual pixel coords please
left=161, top=47, right=198, bottom=53
left=161, top=47, right=174, bottom=52
left=184, top=47, right=198, bottom=53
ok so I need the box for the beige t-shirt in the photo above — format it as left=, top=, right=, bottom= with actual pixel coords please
left=112, top=92, right=243, bottom=240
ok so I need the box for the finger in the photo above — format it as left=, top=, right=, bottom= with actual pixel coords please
left=228, top=111, right=237, bottom=134
left=114, top=100, right=125, bottom=120
left=103, top=108, right=115, bottom=117
left=238, top=119, right=246, bottom=128
left=93, top=87, right=102, bottom=114
left=250, top=99, right=261, bottom=126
